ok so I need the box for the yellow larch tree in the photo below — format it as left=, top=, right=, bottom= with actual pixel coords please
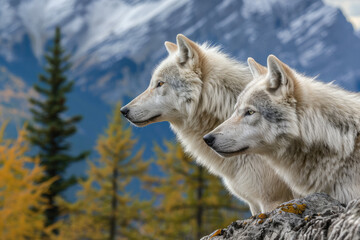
left=0, top=123, right=55, bottom=240
left=143, top=141, right=249, bottom=240
left=55, top=102, right=151, bottom=240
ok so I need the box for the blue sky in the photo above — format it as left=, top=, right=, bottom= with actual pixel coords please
left=325, top=0, right=360, bottom=30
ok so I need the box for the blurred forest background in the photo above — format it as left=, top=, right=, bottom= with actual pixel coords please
left=0, top=0, right=360, bottom=239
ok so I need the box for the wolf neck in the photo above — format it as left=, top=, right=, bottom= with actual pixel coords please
left=175, top=52, right=252, bottom=133
left=295, top=77, right=360, bottom=158
left=170, top=54, right=252, bottom=177
left=268, top=77, right=360, bottom=194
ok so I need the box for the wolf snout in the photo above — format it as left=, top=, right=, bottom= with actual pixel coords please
left=120, top=106, right=130, bottom=117
left=203, top=134, right=216, bottom=147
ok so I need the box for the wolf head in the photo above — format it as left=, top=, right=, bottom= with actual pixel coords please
left=203, top=55, right=300, bottom=157
left=121, top=34, right=204, bottom=127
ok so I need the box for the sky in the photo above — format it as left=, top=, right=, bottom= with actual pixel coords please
left=324, top=0, right=360, bottom=30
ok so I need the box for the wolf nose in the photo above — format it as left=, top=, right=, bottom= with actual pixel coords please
left=120, top=107, right=130, bottom=117
left=203, top=134, right=216, bottom=147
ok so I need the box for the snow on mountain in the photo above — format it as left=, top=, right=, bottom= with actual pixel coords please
left=356, top=30, right=360, bottom=38
left=0, top=66, right=37, bottom=124
left=0, top=0, right=360, bottom=102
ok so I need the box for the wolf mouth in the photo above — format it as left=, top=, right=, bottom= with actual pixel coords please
left=216, top=146, right=249, bottom=156
left=131, top=114, right=161, bottom=126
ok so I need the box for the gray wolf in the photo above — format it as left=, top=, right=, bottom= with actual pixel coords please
left=121, top=35, right=293, bottom=214
left=205, top=55, right=360, bottom=204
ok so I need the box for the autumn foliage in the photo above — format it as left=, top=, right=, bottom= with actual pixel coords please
left=143, top=142, right=248, bottom=240
left=0, top=124, right=55, bottom=240
left=55, top=102, right=151, bottom=240
left=0, top=113, right=250, bottom=239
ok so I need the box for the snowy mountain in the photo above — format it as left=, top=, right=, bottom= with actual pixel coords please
left=1, top=0, right=360, bottom=105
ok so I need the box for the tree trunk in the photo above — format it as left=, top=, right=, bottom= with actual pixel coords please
left=196, top=166, right=204, bottom=239
left=109, top=167, right=118, bottom=240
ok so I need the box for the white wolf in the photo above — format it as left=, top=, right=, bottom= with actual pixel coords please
left=205, top=54, right=360, bottom=204
left=121, top=35, right=293, bottom=214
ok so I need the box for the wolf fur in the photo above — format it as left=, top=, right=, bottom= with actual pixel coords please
left=206, top=54, right=360, bottom=204
left=121, top=35, right=294, bottom=214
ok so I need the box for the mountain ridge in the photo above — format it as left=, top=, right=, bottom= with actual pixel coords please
left=1, top=0, right=360, bottom=104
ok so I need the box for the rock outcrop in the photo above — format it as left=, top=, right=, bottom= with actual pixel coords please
left=201, top=193, right=360, bottom=240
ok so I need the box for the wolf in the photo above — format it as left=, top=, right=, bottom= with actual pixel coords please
left=204, top=54, right=360, bottom=204
left=121, top=35, right=294, bottom=214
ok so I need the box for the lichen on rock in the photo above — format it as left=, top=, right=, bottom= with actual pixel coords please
left=201, top=193, right=360, bottom=240
left=278, top=203, right=306, bottom=215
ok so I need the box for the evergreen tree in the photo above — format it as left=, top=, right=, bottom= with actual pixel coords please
left=0, top=124, right=56, bottom=239
left=55, top=102, right=150, bottom=240
left=144, top=142, right=249, bottom=240
left=27, top=26, right=89, bottom=228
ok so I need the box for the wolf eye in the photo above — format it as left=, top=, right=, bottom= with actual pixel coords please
left=244, top=109, right=255, bottom=116
left=156, top=81, right=165, bottom=88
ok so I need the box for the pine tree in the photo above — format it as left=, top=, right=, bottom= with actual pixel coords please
left=55, top=102, right=150, bottom=240
left=144, top=142, right=249, bottom=240
left=0, top=124, right=56, bottom=240
left=27, top=26, right=89, bottom=228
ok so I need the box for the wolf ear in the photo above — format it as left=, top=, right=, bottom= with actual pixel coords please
left=266, top=55, right=294, bottom=96
left=247, top=57, right=267, bottom=78
left=164, top=41, right=177, bottom=55
left=176, top=34, right=200, bottom=67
